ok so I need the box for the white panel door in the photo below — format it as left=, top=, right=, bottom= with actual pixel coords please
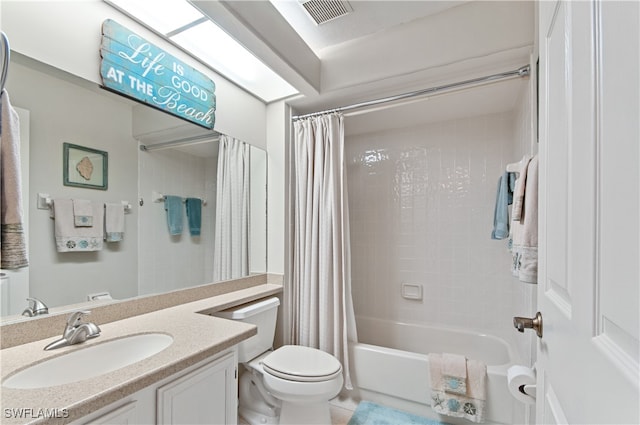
left=537, top=1, right=639, bottom=423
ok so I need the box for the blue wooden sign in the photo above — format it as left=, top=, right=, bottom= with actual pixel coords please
left=100, top=19, right=216, bottom=129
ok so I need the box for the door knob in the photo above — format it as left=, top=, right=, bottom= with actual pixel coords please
left=513, top=312, right=543, bottom=338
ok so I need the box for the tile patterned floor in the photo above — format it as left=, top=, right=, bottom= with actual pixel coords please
left=238, top=401, right=355, bottom=425
left=330, top=403, right=355, bottom=425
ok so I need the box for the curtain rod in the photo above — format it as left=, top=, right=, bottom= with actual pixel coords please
left=139, top=132, right=221, bottom=152
left=292, top=65, right=530, bottom=121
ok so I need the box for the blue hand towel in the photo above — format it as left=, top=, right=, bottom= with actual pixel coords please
left=185, top=197, right=202, bottom=236
left=164, top=195, right=183, bottom=235
left=491, top=172, right=513, bottom=240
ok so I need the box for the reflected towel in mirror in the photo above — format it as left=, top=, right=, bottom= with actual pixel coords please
left=164, top=195, right=183, bottom=235
left=105, top=203, right=124, bottom=242
left=50, top=199, right=104, bottom=252
left=1, top=90, right=28, bottom=268
left=185, top=198, right=201, bottom=236
left=72, top=199, right=93, bottom=227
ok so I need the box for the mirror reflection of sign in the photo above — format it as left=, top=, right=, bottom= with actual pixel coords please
left=100, top=19, right=216, bottom=129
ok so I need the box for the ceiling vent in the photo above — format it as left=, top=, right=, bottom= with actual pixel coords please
left=300, top=0, right=353, bottom=25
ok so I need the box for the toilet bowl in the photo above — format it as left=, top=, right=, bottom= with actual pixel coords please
left=212, top=297, right=343, bottom=425
left=261, top=345, right=343, bottom=424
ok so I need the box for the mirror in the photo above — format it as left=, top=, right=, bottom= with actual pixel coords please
left=0, top=53, right=267, bottom=321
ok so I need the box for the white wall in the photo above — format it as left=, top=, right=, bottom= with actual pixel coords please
left=7, top=61, right=139, bottom=307
left=266, top=101, right=287, bottom=275
left=346, top=111, right=522, bottom=340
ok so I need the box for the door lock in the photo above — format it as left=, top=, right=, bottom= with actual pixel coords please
left=513, top=312, right=543, bottom=338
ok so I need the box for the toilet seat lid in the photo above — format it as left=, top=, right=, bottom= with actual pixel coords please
left=262, top=345, right=342, bottom=382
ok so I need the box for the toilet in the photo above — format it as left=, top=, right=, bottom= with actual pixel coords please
left=213, top=297, right=343, bottom=425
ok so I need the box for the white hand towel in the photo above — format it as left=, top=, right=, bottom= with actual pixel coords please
left=511, top=156, right=532, bottom=222
left=442, top=353, right=467, bottom=394
left=73, top=199, right=93, bottom=227
left=511, top=155, right=538, bottom=283
left=51, top=199, right=104, bottom=252
left=466, top=359, right=487, bottom=402
left=104, top=203, right=124, bottom=242
left=0, top=90, right=29, bottom=269
left=428, top=353, right=443, bottom=391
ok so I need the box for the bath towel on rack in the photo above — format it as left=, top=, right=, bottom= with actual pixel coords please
left=490, top=172, right=515, bottom=240
left=511, top=155, right=538, bottom=283
left=429, top=353, right=487, bottom=423
left=185, top=197, right=202, bottom=236
left=511, top=156, right=532, bottom=222
left=50, top=199, right=104, bottom=252
left=164, top=195, right=183, bottom=235
left=0, top=89, right=28, bottom=268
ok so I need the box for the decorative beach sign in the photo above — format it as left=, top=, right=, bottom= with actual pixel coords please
left=100, top=19, right=216, bottom=129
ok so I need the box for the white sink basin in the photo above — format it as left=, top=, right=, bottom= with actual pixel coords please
left=2, top=333, right=173, bottom=389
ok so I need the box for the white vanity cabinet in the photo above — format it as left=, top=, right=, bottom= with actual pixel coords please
left=80, top=350, right=237, bottom=425
left=84, top=401, right=139, bottom=424
left=157, top=351, right=237, bottom=424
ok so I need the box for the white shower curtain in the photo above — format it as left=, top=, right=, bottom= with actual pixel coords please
left=213, top=135, right=249, bottom=282
left=287, top=113, right=358, bottom=389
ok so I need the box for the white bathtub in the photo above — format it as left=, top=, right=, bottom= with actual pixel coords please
left=347, top=316, right=524, bottom=425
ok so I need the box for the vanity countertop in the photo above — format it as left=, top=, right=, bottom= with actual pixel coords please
left=0, top=283, right=282, bottom=424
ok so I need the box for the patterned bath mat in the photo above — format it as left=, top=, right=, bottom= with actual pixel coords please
left=347, top=401, right=449, bottom=425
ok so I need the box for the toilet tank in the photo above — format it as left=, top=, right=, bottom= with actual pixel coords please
left=212, top=297, right=280, bottom=363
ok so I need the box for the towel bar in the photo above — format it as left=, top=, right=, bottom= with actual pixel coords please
left=150, top=190, right=208, bottom=206
left=37, top=193, right=132, bottom=213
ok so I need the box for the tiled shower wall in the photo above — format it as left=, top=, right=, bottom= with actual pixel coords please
left=346, top=111, right=523, bottom=339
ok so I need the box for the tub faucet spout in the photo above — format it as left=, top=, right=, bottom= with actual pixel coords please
left=44, top=310, right=101, bottom=351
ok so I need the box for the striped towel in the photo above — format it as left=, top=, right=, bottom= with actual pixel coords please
left=1, top=90, right=28, bottom=269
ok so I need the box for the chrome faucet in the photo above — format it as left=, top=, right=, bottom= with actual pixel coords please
left=44, top=310, right=101, bottom=351
left=22, top=297, right=49, bottom=317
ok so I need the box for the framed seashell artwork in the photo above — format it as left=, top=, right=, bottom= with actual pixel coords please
left=63, top=142, right=108, bottom=190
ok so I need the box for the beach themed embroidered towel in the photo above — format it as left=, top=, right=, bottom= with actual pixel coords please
left=429, top=353, right=487, bottom=423
left=73, top=199, right=93, bottom=227
left=442, top=353, right=467, bottom=395
left=51, top=199, right=104, bottom=252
